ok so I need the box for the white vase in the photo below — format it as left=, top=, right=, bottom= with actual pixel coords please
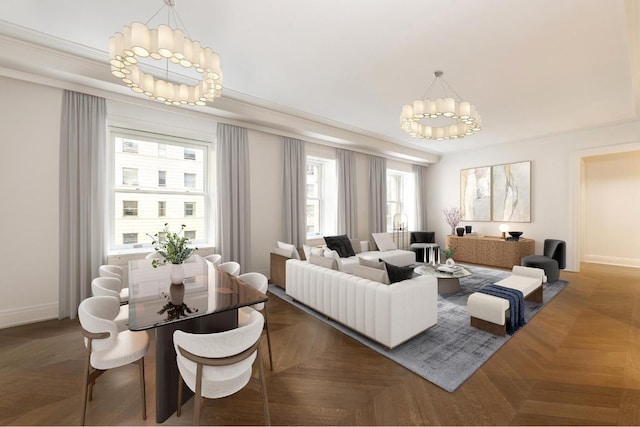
left=170, top=263, right=184, bottom=285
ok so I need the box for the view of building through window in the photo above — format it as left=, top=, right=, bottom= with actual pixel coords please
left=306, top=156, right=336, bottom=237
left=112, top=130, right=208, bottom=248
left=386, top=169, right=416, bottom=232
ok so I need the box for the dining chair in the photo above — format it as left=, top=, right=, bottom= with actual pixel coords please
left=217, top=261, right=240, bottom=276
left=98, top=265, right=129, bottom=302
left=78, top=296, right=150, bottom=426
left=237, top=272, right=273, bottom=370
left=173, top=309, right=270, bottom=426
left=90, top=277, right=128, bottom=331
left=204, top=254, right=222, bottom=267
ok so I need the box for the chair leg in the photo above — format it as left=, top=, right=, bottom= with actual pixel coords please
left=138, top=358, right=147, bottom=420
left=257, top=347, right=271, bottom=425
left=81, top=347, right=91, bottom=426
left=176, top=371, right=183, bottom=417
left=263, top=308, right=274, bottom=370
left=194, top=364, right=203, bottom=426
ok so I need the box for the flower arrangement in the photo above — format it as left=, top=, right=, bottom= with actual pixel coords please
left=148, top=223, right=197, bottom=268
left=442, top=207, right=462, bottom=235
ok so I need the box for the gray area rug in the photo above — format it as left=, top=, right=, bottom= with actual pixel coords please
left=268, top=264, right=568, bottom=392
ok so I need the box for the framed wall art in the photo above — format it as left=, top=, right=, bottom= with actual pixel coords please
left=491, top=160, right=531, bottom=222
left=460, top=166, right=491, bottom=221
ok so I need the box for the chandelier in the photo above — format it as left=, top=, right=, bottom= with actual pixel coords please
left=400, top=71, right=481, bottom=140
left=108, top=0, right=223, bottom=106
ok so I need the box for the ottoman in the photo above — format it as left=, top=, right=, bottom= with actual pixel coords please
left=521, top=255, right=559, bottom=282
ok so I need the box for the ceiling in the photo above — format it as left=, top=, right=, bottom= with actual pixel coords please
left=0, top=0, right=638, bottom=161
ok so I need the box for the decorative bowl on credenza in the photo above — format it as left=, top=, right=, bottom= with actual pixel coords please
left=507, top=231, right=523, bottom=241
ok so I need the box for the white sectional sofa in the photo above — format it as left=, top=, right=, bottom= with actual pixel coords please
left=285, top=259, right=438, bottom=349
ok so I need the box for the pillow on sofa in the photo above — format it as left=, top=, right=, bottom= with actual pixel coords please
left=352, top=265, right=390, bottom=285
left=309, top=246, right=324, bottom=257
left=372, top=232, right=397, bottom=251
left=272, top=247, right=293, bottom=258
left=350, top=239, right=363, bottom=254
left=381, top=260, right=414, bottom=283
left=323, top=249, right=344, bottom=272
left=359, top=257, right=385, bottom=270
left=324, top=234, right=355, bottom=258
left=277, top=241, right=300, bottom=260
left=309, top=254, right=338, bottom=270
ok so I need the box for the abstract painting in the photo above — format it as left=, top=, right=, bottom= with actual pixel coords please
left=492, top=161, right=531, bottom=222
left=460, top=166, right=491, bottom=221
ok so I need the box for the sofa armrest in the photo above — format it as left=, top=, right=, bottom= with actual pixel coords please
left=270, top=251, right=290, bottom=289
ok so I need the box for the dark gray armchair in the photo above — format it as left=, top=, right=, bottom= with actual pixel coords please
left=521, top=239, right=566, bottom=282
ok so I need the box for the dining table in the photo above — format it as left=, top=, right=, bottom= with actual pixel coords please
left=127, top=257, right=267, bottom=423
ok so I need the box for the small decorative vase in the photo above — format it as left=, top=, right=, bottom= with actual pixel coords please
left=169, top=283, right=185, bottom=306
left=451, top=226, right=456, bottom=235
left=465, top=225, right=472, bottom=234
left=456, top=227, right=465, bottom=236
left=170, top=263, right=184, bottom=285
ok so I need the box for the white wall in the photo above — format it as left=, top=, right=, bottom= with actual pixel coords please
left=0, top=77, right=61, bottom=327
left=425, top=121, right=640, bottom=271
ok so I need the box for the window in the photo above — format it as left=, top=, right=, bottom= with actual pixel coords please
left=184, top=202, right=195, bottom=216
left=184, top=230, right=196, bottom=240
left=123, top=233, right=138, bottom=244
left=386, top=169, right=416, bottom=232
left=184, top=148, right=196, bottom=160
left=306, top=156, right=337, bottom=237
left=184, top=173, right=196, bottom=188
left=111, top=128, right=209, bottom=248
left=123, top=200, right=138, bottom=217
left=122, top=167, right=138, bottom=186
left=122, top=140, right=138, bottom=153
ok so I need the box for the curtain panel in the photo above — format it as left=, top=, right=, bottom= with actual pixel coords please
left=281, top=137, right=306, bottom=247
left=216, top=123, right=251, bottom=270
left=413, top=164, right=428, bottom=230
left=368, top=155, right=387, bottom=242
left=59, top=90, right=107, bottom=319
left=337, top=148, right=357, bottom=237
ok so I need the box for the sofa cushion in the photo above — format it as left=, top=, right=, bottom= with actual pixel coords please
left=372, top=232, right=397, bottom=251
left=309, top=254, right=337, bottom=270
left=359, top=249, right=415, bottom=267
left=382, top=260, right=414, bottom=283
left=350, top=239, right=363, bottom=254
left=352, top=265, right=390, bottom=284
left=324, top=234, right=356, bottom=258
left=272, top=247, right=293, bottom=258
left=359, top=257, right=385, bottom=270
left=277, top=241, right=300, bottom=260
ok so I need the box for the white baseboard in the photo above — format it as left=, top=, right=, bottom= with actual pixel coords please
left=583, top=254, right=640, bottom=269
left=0, top=302, right=58, bottom=329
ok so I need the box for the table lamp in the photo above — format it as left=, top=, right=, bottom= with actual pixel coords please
left=499, top=224, right=509, bottom=240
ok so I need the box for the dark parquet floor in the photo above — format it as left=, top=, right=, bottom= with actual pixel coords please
left=1, top=263, right=639, bottom=426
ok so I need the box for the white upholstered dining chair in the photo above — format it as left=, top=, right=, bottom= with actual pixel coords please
left=173, top=309, right=270, bottom=425
left=78, top=296, right=149, bottom=425
left=237, top=272, right=273, bottom=370
left=98, top=264, right=129, bottom=302
left=90, top=277, right=128, bottom=331
left=204, top=254, right=222, bottom=267
left=217, top=261, right=240, bottom=276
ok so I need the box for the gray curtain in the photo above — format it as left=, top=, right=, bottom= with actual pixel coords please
left=282, top=137, right=306, bottom=247
left=59, top=90, right=107, bottom=319
left=413, top=164, right=428, bottom=230
left=216, top=123, right=251, bottom=271
left=337, top=148, right=357, bottom=237
left=368, top=155, right=387, bottom=240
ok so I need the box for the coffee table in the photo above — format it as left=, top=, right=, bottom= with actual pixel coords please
left=414, top=264, right=472, bottom=294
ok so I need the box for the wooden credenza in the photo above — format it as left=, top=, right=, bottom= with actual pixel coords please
left=446, top=235, right=535, bottom=269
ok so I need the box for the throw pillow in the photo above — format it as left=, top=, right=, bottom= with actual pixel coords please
left=309, top=254, right=338, bottom=270
left=272, top=247, right=293, bottom=258
left=310, top=246, right=324, bottom=257
left=302, top=244, right=312, bottom=260
left=382, top=260, right=414, bottom=283
left=352, top=265, right=390, bottom=285
left=372, top=232, right=397, bottom=252
left=359, top=257, right=385, bottom=270
left=324, top=234, right=356, bottom=258
left=350, top=239, right=363, bottom=254
left=323, top=249, right=344, bottom=272
left=277, top=241, right=301, bottom=260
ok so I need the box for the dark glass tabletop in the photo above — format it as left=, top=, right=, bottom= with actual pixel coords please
left=127, top=257, right=267, bottom=331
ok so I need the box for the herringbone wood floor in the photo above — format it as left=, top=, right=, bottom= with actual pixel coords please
left=1, top=263, right=639, bottom=426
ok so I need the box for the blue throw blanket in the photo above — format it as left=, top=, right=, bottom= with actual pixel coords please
left=478, top=284, right=526, bottom=334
